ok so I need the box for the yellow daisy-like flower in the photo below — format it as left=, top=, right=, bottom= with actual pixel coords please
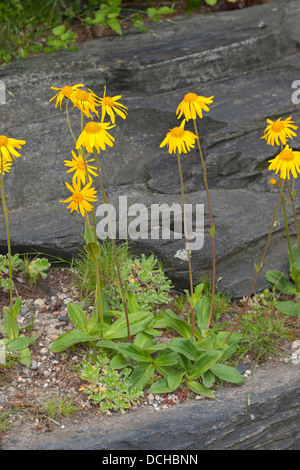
left=268, top=145, right=300, bottom=180
left=64, top=150, right=98, bottom=185
left=49, top=84, right=84, bottom=110
left=262, top=117, right=298, bottom=146
left=0, top=135, right=26, bottom=162
left=176, top=92, right=214, bottom=121
left=98, top=86, right=128, bottom=124
left=60, top=179, right=97, bottom=217
left=160, top=119, right=198, bottom=155
left=70, top=89, right=101, bottom=118
left=76, top=121, right=115, bottom=154
left=0, top=159, right=12, bottom=175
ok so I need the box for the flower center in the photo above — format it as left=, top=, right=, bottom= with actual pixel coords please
left=102, top=96, right=114, bottom=107
left=85, top=122, right=102, bottom=134
left=184, top=93, right=198, bottom=103
left=61, top=86, right=73, bottom=98
left=279, top=149, right=294, bottom=161
left=170, top=127, right=185, bottom=138
left=76, top=159, right=85, bottom=171
left=271, top=121, right=285, bottom=133
left=74, top=90, right=90, bottom=102
left=72, top=192, right=84, bottom=203
left=0, top=135, right=8, bottom=147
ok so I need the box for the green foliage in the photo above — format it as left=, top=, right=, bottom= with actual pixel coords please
left=0, top=253, right=51, bottom=290
left=39, top=394, right=79, bottom=420
left=185, top=0, right=218, bottom=14
left=77, top=353, right=143, bottom=414
left=44, top=25, right=78, bottom=54
left=85, top=0, right=123, bottom=35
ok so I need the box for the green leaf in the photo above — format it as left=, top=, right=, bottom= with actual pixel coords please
left=107, top=18, right=122, bottom=35
left=52, top=25, right=65, bottom=36
left=18, top=347, right=31, bottom=367
left=3, top=308, right=19, bottom=340
left=204, top=0, right=218, bottom=6
left=265, top=270, right=296, bottom=295
left=153, top=349, right=178, bottom=366
left=103, top=312, right=153, bottom=340
left=186, top=380, right=215, bottom=398
left=115, top=343, right=153, bottom=363
left=127, top=293, right=139, bottom=313
left=50, top=330, right=100, bottom=353
left=6, top=336, right=32, bottom=352
left=202, top=370, right=215, bottom=388
left=149, top=377, right=173, bottom=394
left=165, top=368, right=185, bottom=391
left=275, top=300, right=300, bottom=317
left=210, top=363, right=244, bottom=384
left=163, top=309, right=193, bottom=338
left=168, top=337, right=200, bottom=361
left=187, top=350, right=223, bottom=380
left=195, top=295, right=210, bottom=327
left=128, top=363, right=155, bottom=391
left=12, top=297, right=22, bottom=319
left=134, top=332, right=156, bottom=350
left=110, top=353, right=132, bottom=369
left=85, top=241, right=100, bottom=261
left=67, top=302, right=88, bottom=331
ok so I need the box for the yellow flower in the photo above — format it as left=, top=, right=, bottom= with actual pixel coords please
left=160, top=119, right=198, bottom=154
left=76, top=121, right=115, bottom=154
left=98, top=86, right=128, bottom=123
left=60, top=179, right=97, bottom=217
left=0, top=159, right=12, bottom=175
left=262, top=117, right=298, bottom=146
left=176, top=92, right=214, bottom=121
left=70, top=88, right=100, bottom=118
left=268, top=145, right=300, bottom=180
left=49, top=84, right=84, bottom=110
left=0, top=135, right=26, bottom=162
left=64, top=150, right=98, bottom=185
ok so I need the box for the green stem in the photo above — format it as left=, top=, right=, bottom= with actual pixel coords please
left=177, top=151, right=195, bottom=336
left=286, top=178, right=300, bottom=248
left=280, top=178, right=294, bottom=265
left=66, top=100, right=76, bottom=146
left=0, top=152, right=15, bottom=338
left=94, top=149, right=131, bottom=343
left=193, top=119, right=215, bottom=327
left=221, top=179, right=285, bottom=347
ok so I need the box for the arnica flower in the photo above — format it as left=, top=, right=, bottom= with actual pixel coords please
left=64, top=150, right=98, bottom=185
left=70, top=89, right=101, bottom=118
left=268, top=144, right=300, bottom=180
left=160, top=119, right=198, bottom=154
left=98, top=86, right=128, bottom=124
left=176, top=92, right=214, bottom=121
left=60, top=179, right=97, bottom=217
left=262, top=117, right=298, bottom=147
left=0, top=135, right=26, bottom=162
left=76, top=121, right=115, bottom=154
left=49, top=84, right=84, bottom=110
left=0, top=159, right=12, bottom=175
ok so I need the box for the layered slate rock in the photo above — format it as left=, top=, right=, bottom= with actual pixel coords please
left=1, top=0, right=300, bottom=297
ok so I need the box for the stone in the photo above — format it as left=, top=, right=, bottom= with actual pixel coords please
left=0, top=0, right=300, bottom=298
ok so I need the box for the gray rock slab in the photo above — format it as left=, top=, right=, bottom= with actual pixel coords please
left=1, top=0, right=300, bottom=297
left=2, top=363, right=299, bottom=450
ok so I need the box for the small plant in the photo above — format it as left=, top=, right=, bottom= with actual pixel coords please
left=77, top=353, right=143, bottom=414
left=40, top=394, right=79, bottom=420
left=44, top=25, right=77, bottom=54
left=235, top=291, right=294, bottom=363
left=85, top=0, right=123, bottom=35
left=0, top=406, right=20, bottom=434
left=22, top=256, right=51, bottom=286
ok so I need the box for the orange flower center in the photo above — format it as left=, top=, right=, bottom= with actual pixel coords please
left=72, top=192, right=84, bottom=203
left=170, top=127, right=185, bottom=138
left=271, top=121, right=285, bottom=133
left=102, top=96, right=115, bottom=107
left=279, top=149, right=294, bottom=161
left=184, top=93, right=198, bottom=103
left=0, top=135, right=8, bottom=147
left=74, top=90, right=90, bottom=102
left=61, top=86, right=73, bottom=98
left=76, top=159, right=85, bottom=171
left=85, top=122, right=102, bottom=134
